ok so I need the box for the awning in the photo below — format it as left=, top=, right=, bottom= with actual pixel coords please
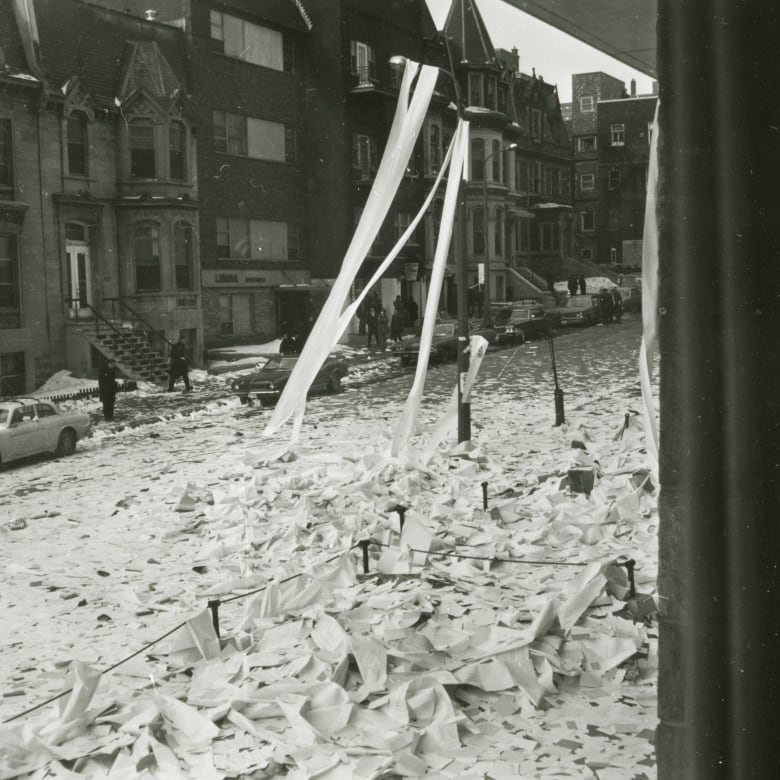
left=498, top=0, right=657, bottom=78
left=508, top=207, right=534, bottom=218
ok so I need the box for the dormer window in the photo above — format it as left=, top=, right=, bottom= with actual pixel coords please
left=169, top=121, right=185, bottom=180
left=468, top=73, right=483, bottom=107
left=67, top=112, right=88, bottom=176
left=130, top=119, right=156, bottom=178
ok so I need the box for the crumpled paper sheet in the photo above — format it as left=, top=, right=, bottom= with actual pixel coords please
left=1, top=406, right=657, bottom=779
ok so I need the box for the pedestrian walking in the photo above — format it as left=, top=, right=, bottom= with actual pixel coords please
left=406, top=296, right=419, bottom=329
left=366, top=305, right=379, bottom=348
left=167, top=334, right=192, bottom=392
left=568, top=275, right=578, bottom=297
left=578, top=275, right=587, bottom=295
left=376, top=308, right=389, bottom=350
left=98, top=358, right=118, bottom=420
left=390, top=309, right=404, bottom=342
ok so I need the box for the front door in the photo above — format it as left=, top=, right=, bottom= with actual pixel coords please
left=66, top=241, right=91, bottom=313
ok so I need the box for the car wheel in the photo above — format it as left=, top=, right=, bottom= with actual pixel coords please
left=327, top=371, right=342, bottom=393
left=55, top=429, right=77, bottom=457
left=238, top=394, right=249, bottom=405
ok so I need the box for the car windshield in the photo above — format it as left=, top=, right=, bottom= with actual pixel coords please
left=433, top=322, right=456, bottom=337
left=263, top=356, right=298, bottom=370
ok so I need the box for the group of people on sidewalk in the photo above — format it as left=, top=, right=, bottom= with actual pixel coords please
left=358, top=293, right=418, bottom=350
left=568, top=274, right=588, bottom=296
left=98, top=334, right=192, bottom=421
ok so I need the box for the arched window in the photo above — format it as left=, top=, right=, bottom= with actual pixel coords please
left=169, top=122, right=185, bottom=181
left=174, top=221, right=194, bottom=290
left=429, top=124, right=441, bottom=172
left=470, top=138, right=484, bottom=181
left=472, top=207, right=485, bottom=255
left=491, top=139, right=501, bottom=182
left=130, top=119, right=156, bottom=178
left=67, top=112, right=88, bottom=175
left=494, top=207, right=504, bottom=256
left=133, top=222, right=161, bottom=291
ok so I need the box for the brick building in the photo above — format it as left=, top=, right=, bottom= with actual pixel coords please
left=1, top=0, right=202, bottom=395
left=567, top=71, right=657, bottom=267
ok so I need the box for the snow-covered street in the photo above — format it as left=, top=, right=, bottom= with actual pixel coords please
left=1, top=317, right=659, bottom=779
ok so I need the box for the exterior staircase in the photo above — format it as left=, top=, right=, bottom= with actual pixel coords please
left=91, top=329, right=170, bottom=384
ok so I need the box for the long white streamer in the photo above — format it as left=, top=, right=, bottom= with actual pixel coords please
left=263, top=59, right=439, bottom=439
left=639, top=102, right=660, bottom=465
left=391, top=118, right=470, bottom=457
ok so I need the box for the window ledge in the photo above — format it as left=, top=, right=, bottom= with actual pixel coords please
left=209, top=51, right=294, bottom=77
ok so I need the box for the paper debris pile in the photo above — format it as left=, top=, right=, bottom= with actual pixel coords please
left=0, top=413, right=657, bottom=779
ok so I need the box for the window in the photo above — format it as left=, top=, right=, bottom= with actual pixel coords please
left=287, top=224, right=299, bottom=260
left=580, top=96, right=594, bottom=112
left=610, top=247, right=618, bottom=264
left=210, top=12, right=292, bottom=72
left=608, top=169, right=621, bottom=190
left=213, top=111, right=247, bottom=156
left=216, top=217, right=292, bottom=260
left=541, top=223, right=559, bottom=251
left=491, top=140, right=501, bottom=181
left=576, top=136, right=596, bottom=153
left=581, top=211, right=595, bottom=231
left=611, top=123, right=626, bottom=146
left=0, top=352, right=24, bottom=396
left=580, top=173, right=595, bottom=191
left=130, top=120, right=156, bottom=178
left=350, top=41, right=376, bottom=85
left=0, top=119, right=12, bottom=192
left=472, top=207, right=485, bottom=255
left=133, top=222, right=161, bottom=292
left=515, top=157, right=528, bottom=191
left=429, top=124, right=441, bottom=173
left=485, top=76, right=497, bottom=110
left=532, top=161, right=542, bottom=194
left=393, top=212, right=412, bottom=242
left=531, top=109, right=542, bottom=140
left=174, top=221, right=194, bottom=290
left=169, top=122, right=185, bottom=180
left=544, top=167, right=553, bottom=195
left=352, top=133, right=377, bottom=178
left=67, top=112, right=87, bottom=175
left=581, top=248, right=593, bottom=261
left=494, top=207, right=503, bottom=255
left=469, top=73, right=483, bottom=107
left=0, top=235, right=20, bottom=328
left=219, top=294, right=234, bottom=335
left=470, top=138, right=485, bottom=181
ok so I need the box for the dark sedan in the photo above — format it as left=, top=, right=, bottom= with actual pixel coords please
left=390, top=320, right=497, bottom=366
left=548, top=294, right=608, bottom=327
left=230, top=354, right=348, bottom=406
left=493, top=305, right=554, bottom=344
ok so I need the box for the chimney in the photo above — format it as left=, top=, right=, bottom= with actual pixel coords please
left=630, top=79, right=636, bottom=96
left=144, top=9, right=158, bottom=21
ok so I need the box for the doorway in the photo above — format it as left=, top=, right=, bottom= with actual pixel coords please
left=65, top=223, right=92, bottom=314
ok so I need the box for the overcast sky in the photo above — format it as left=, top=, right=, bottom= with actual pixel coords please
left=424, top=0, right=655, bottom=103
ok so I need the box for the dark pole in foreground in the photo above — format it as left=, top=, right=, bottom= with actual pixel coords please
left=547, top=324, right=564, bottom=426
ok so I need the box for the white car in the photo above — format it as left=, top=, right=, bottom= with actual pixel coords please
left=0, top=398, right=91, bottom=465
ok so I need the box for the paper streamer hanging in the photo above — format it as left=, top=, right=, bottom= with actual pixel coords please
left=392, top=118, right=470, bottom=457
left=263, top=59, right=439, bottom=440
left=639, top=101, right=660, bottom=465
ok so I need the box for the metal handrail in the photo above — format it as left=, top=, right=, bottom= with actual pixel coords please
left=64, top=298, right=155, bottom=367
left=102, top=297, right=174, bottom=350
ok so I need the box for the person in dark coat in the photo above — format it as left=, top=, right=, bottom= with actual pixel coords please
left=405, top=296, right=419, bottom=328
left=366, top=305, right=379, bottom=348
left=167, top=335, right=192, bottom=392
left=390, top=309, right=404, bottom=342
left=279, top=331, right=298, bottom=354
left=579, top=275, right=587, bottom=295
left=98, top=358, right=118, bottom=420
left=568, top=275, right=579, bottom=296
left=376, top=308, right=389, bottom=350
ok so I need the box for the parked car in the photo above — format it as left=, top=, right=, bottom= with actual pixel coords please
left=492, top=304, right=554, bottom=344
left=390, top=319, right=497, bottom=366
left=230, top=354, right=348, bottom=406
left=0, top=398, right=91, bottom=466
left=619, top=286, right=642, bottom=314
left=548, top=294, right=608, bottom=327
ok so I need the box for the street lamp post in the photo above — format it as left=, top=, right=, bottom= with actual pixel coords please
left=390, top=41, right=472, bottom=441
left=482, top=143, right=517, bottom=324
